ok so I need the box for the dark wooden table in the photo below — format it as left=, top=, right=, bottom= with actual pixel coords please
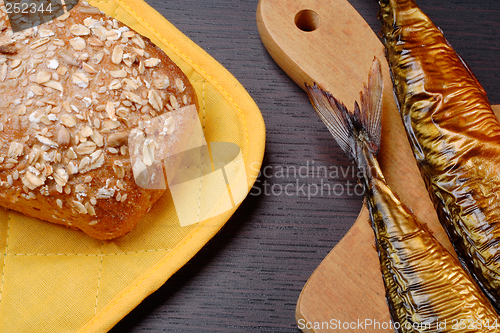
left=110, top=1, right=500, bottom=332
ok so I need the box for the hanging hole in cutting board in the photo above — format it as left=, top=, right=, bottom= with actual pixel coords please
left=295, top=9, right=320, bottom=32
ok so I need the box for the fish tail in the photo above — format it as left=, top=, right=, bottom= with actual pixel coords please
left=306, top=58, right=384, bottom=167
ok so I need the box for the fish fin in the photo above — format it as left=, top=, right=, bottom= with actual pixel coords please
left=306, top=83, right=356, bottom=160
left=306, top=58, right=384, bottom=163
left=360, top=57, right=384, bottom=154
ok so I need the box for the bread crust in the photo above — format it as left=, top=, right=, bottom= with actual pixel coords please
left=0, top=1, right=198, bottom=239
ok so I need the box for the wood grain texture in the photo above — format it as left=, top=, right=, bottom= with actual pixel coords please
left=109, top=1, right=500, bottom=332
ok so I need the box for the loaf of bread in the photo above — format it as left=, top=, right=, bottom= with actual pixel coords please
left=0, top=1, right=198, bottom=239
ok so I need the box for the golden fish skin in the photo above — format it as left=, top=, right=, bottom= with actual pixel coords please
left=362, top=141, right=499, bottom=333
left=307, top=60, right=500, bottom=333
left=379, top=0, right=500, bottom=309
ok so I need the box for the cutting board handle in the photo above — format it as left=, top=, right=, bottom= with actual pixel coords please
left=256, top=0, right=391, bottom=109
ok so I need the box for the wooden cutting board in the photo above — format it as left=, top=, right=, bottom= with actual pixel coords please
left=256, top=1, right=500, bottom=332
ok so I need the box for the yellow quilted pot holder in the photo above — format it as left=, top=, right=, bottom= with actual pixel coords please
left=0, top=0, right=265, bottom=332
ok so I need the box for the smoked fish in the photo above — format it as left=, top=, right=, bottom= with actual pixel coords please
left=306, top=59, right=500, bottom=332
left=379, top=0, right=500, bottom=310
